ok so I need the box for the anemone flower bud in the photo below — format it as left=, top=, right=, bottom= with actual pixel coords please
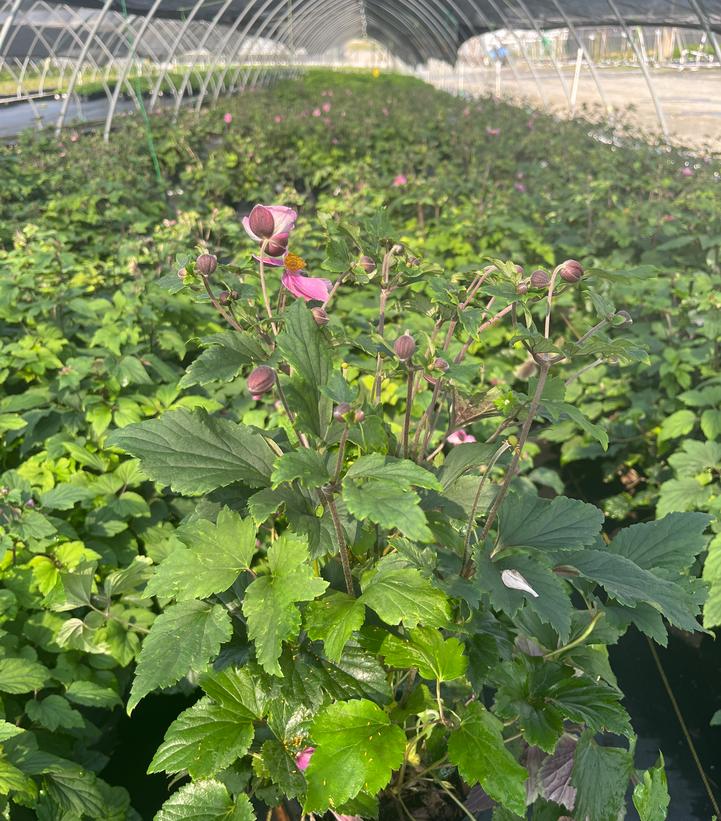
left=407, top=256, right=421, bottom=267
left=359, top=255, right=376, bottom=274
left=517, top=281, right=529, bottom=295
left=514, top=264, right=524, bottom=275
left=247, top=205, right=276, bottom=239
left=615, top=310, right=633, bottom=325
left=394, top=332, right=416, bottom=362
left=266, top=233, right=289, bottom=258
left=333, top=402, right=352, bottom=421
left=196, top=253, right=217, bottom=277
left=530, top=269, right=550, bottom=289
left=433, top=357, right=449, bottom=372
left=247, top=365, right=276, bottom=396
left=354, top=409, right=365, bottom=423
left=556, top=259, right=584, bottom=283
left=177, top=267, right=187, bottom=279
left=311, top=306, right=329, bottom=326
left=219, top=290, right=231, bottom=305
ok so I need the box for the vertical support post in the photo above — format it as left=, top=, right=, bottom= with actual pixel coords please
left=570, top=46, right=582, bottom=113
left=606, top=0, right=669, bottom=141
left=0, top=0, right=24, bottom=59
left=494, top=57, right=501, bottom=97
left=56, top=0, right=114, bottom=134
left=689, top=0, right=721, bottom=67
left=550, top=0, right=611, bottom=115
left=103, top=0, right=163, bottom=140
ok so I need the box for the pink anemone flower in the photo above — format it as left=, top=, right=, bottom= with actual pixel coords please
left=223, top=112, right=232, bottom=124
left=486, top=126, right=501, bottom=137
left=295, top=747, right=314, bottom=771
left=322, top=102, right=331, bottom=113
left=243, top=204, right=297, bottom=266
left=447, top=429, right=477, bottom=445
left=680, top=166, right=694, bottom=177
left=392, top=174, right=408, bottom=187
left=282, top=270, right=332, bottom=303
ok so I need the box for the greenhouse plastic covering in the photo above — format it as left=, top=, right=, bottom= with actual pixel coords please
left=0, top=0, right=719, bottom=139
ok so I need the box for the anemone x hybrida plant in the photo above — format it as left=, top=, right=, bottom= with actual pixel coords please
left=108, top=203, right=708, bottom=821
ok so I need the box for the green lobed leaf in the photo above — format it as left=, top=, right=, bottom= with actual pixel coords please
left=271, top=450, right=331, bottom=489
left=277, top=300, right=333, bottom=389
left=360, top=560, right=450, bottom=628
left=381, top=627, right=467, bottom=682
left=148, top=696, right=254, bottom=779
left=447, top=702, right=527, bottom=816
left=0, top=657, right=48, bottom=694
left=658, top=409, right=696, bottom=443
left=345, top=454, right=442, bottom=491
left=107, top=408, right=276, bottom=495
left=496, top=492, right=604, bottom=553
left=145, top=508, right=257, bottom=601
left=343, top=478, right=433, bottom=542
left=155, top=779, right=253, bottom=821
left=633, top=754, right=670, bottom=821
left=564, top=548, right=702, bottom=632
left=570, top=731, right=633, bottom=821
left=242, top=534, right=328, bottom=676
left=608, top=512, right=710, bottom=573
left=128, top=601, right=232, bottom=713
left=200, top=664, right=272, bottom=721
left=25, top=695, right=84, bottom=731
left=304, top=699, right=406, bottom=813
left=304, top=592, right=366, bottom=662
left=179, top=331, right=266, bottom=388
left=438, top=442, right=499, bottom=488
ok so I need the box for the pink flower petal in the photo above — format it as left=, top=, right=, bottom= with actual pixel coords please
left=242, top=215, right=261, bottom=242
left=447, top=429, right=477, bottom=445
left=282, top=271, right=332, bottom=302
left=252, top=253, right=285, bottom=267
left=295, top=747, right=314, bottom=771
left=266, top=205, right=297, bottom=236
left=392, top=174, right=408, bottom=187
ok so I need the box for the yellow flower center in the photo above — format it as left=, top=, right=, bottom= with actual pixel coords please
left=284, top=253, right=306, bottom=272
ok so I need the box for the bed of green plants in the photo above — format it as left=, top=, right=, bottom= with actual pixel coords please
left=0, top=68, right=719, bottom=820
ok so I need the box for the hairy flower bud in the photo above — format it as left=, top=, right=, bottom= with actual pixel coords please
left=615, top=310, right=633, bottom=326
left=530, top=269, right=550, bottom=289
left=219, top=290, right=231, bottom=305
left=333, top=402, right=352, bottom=421
left=196, top=253, right=217, bottom=277
left=354, top=409, right=365, bottom=423
left=514, top=264, right=524, bottom=275
left=247, top=365, right=275, bottom=396
left=516, top=281, right=529, bottom=295
left=177, top=267, right=187, bottom=279
left=359, top=255, right=376, bottom=274
left=407, top=256, right=421, bottom=267
left=311, top=306, right=329, bottom=326
left=556, top=259, right=584, bottom=283
left=248, top=205, right=276, bottom=239
left=394, top=331, right=416, bottom=362
left=433, top=357, right=449, bottom=372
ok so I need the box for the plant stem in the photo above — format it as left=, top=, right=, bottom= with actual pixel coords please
left=373, top=249, right=392, bottom=405
left=412, top=377, right=442, bottom=455
left=481, top=362, right=550, bottom=563
left=200, top=275, right=243, bottom=332
left=275, top=380, right=310, bottom=449
left=321, top=488, right=354, bottom=597
left=454, top=302, right=514, bottom=364
left=435, top=679, right=445, bottom=724
left=565, top=357, right=604, bottom=386
left=401, top=366, right=415, bottom=458
left=257, top=240, right=278, bottom=336
left=544, top=611, right=603, bottom=659
left=460, top=441, right=511, bottom=577
left=333, top=427, right=349, bottom=484
left=544, top=270, right=559, bottom=339
left=433, top=777, right=476, bottom=821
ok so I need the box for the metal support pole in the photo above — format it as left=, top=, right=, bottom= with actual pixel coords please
left=103, top=0, right=163, bottom=140
left=0, top=0, right=24, bottom=59
left=148, top=0, right=206, bottom=111
left=56, top=0, right=114, bottom=134
left=689, top=0, right=721, bottom=66
left=550, top=0, right=611, bottom=114
left=606, top=0, right=669, bottom=141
